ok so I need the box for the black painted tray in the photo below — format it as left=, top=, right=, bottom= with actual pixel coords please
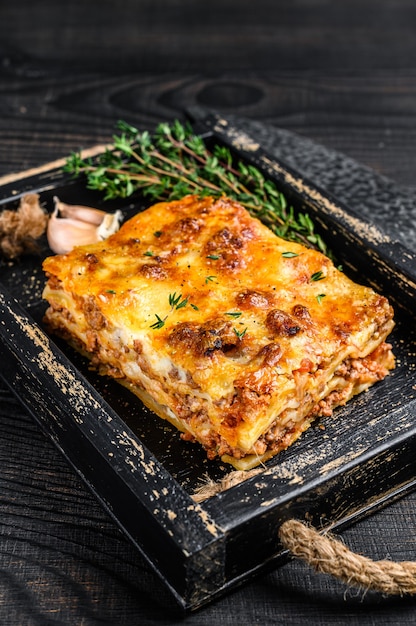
left=1, top=109, right=416, bottom=612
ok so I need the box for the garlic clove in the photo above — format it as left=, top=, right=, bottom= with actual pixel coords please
left=47, top=201, right=123, bottom=255
left=47, top=208, right=101, bottom=255
left=53, top=196, right=109, bottom=226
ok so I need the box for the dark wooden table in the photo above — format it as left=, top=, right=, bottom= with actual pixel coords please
left=1, top=1, right=416, bottom=624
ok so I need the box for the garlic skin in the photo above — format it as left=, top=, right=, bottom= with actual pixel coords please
left=97, top=212, right=124, bottom=240
left=47, top=197, right=122, bottom=255
left=52, top=196, right=108, bottom=226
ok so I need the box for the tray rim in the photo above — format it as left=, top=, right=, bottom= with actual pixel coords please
left=1, top=110, right=416, bottom=611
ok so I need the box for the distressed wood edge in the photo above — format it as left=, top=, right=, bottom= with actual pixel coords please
left=0, top=144, right=110, bottom=187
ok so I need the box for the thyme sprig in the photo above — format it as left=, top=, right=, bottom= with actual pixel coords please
left=169, top=292, right=189, bottom=310
left=64, top=119, right=329, bottom=254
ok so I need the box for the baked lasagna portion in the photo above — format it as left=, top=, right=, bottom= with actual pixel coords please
left=42, top=195, right=395, bottom=469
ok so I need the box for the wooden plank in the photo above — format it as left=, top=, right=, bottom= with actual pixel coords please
left=0, top=144, right=109, bottom=187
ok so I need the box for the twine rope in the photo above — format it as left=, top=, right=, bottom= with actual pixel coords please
left=193, top=471, right=416, bottom=596
left=279, top=519, right=416, bottom=596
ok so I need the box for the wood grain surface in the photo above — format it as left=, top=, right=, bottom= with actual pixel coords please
left=1, top=1, right=416, bottom=624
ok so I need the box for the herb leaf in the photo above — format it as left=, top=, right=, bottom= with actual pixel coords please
left=169, top=292, right=188, bottom=310
left=175, top=296, right=189, bottom=310
left=150, top=314, right=166, bottom=329
left=310, top=271, right=325, bottom=282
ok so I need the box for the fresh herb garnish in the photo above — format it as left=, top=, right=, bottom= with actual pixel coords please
left=143, top=250, right=154, bottom=256
left=169, top=292, right=189, bottom=310
left=205, top=275, right=217, bottom=284
left=64, top=119, right=330, bottom=255
left=150, top=293, right=194, bottom=330
left=225, top=311, right=242, bottom=318
left=310, top=271, right=325, bottom=282
left=206, top=254, right=220, bottom=260
left=169, top=292, right=181, bottom=307
left=233, top=326, right=247, bottom=339
left=149, top=314, right=166, bottom=329
left=282, top=251, right=299, bottom=258
left=316, top=293, right=326, bottom=304
left=175, top=297, right=188, bottom=310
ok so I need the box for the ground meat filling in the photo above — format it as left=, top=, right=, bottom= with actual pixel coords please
left=203, top=225, right=253, bottom=272
left=140, top=263, right=168, bottom=279
left=265, top=308, right=302, bottom=337
left=196, top=343, right=393, bottom=461
left=235, top=289, right=275, bottom=310
left=81, top=295, right=107, bottom=330
left=168, top=317, right=242, bottom=357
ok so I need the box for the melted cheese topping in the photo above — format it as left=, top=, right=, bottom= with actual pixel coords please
left=42, top=195, right=395, bottom=469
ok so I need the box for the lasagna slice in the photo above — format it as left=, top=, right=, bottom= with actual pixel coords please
left=42, top=195, right=395, bottom=469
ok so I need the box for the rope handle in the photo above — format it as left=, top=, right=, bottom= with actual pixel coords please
left=193, top=471, right=416, bottom=595
left=279, top=519, right=416, bottom=596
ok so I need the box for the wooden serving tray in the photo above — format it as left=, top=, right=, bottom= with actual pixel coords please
left=1, top=109, right=415, bottom=612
